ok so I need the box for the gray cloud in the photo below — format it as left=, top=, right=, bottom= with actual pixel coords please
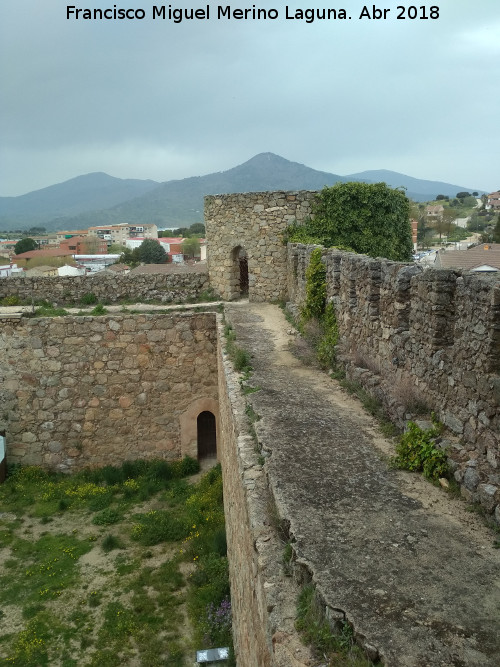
left=1, top=1, right=498, bottom=195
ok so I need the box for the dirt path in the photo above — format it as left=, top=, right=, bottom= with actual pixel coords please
left=247, top=302, right=494, bottom=546
left=225, top=301, right=500, bottom=667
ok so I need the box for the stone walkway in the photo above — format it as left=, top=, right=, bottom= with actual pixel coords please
left=226, top=302, right=500, bottom=667
left=0, top=301, right=222, bottom=316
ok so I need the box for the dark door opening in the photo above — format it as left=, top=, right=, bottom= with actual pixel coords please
left=239, top=255, right=249, bottom=296
left=197, top=411, right=217, bottom=459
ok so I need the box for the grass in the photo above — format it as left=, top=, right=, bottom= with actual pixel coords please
left=0, top=460, right=233, bottom=666
left=338, top=378, right=399, bottom=438
left=223, top=322, right=253, bottom=377
left=296, top=584, right=377, bottom=666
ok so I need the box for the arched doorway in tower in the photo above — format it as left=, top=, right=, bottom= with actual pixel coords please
left=197, top=411, right=217, bottom=459
left=231, top=246, right=248, bottom=298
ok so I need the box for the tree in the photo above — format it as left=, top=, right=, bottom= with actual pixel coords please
left=182, top=236, right=201, bottom=259
left=137, top=238, right=167, bottom=264
left=26, top=226, right=46, bottom=235
left=434, top=209, right=457, bottom=241
left=188, top=223, right=206, bottom=235
left=493, top=216, right=500, bottom=243
left=288, top=182, right=413, bottom=262
left=107, top=243, right=126, bottom=254
left=173, top=227, right=190, bottom=237
left=456, top=192, right=470, bottom=199
left=14, top=237, right=38, bottom=254
left=118, top=247, right=140, bottom=267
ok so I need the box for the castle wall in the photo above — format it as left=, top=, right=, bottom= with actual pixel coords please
left=205, top=191, right=315, bottom=301
left=288, top=244, right=500, bottom=512
left=0, top=271, right=210, bottom=305
left=216, top=319, right=274, bottom=666
left=0, top=312, right=218, bottom=471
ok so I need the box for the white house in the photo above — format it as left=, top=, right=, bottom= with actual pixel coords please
left=58, top=265, right=86, bottom=277
left=0, top=263, right=23, bottom=278
left=73, top=255, right=121, bottom=273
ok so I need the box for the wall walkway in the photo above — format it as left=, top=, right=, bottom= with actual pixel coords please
left=221, top=302, right=500, bottom=666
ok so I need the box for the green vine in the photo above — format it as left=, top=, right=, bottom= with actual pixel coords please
left=300, top=248, right=339, bottom=368
left=301, top=248, right=326, bottom=322
left=316, top=303, right=338, bottom=368
left=286, top=182, right=413, bottom=261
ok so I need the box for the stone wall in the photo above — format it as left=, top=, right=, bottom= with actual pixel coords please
left=216, top=315, right=312, bottom=667
left=0, top=271, right=210, bottom=305
left=216, top=318, right=273, bottom=665
left=0, top=312, right=218, bottom=471
left=288, top=244, right=500, bottom=516
left=205, top=191, right=316, bottom=302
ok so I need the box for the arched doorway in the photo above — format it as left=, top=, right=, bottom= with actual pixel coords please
left=231, top=246, right=248, bottom=299
left=238, top=250, right=249, bottom=296
left=197, top=411, right=217, bottom=459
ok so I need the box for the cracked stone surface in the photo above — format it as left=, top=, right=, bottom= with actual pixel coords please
left=226, top=302, right=500, bottom=667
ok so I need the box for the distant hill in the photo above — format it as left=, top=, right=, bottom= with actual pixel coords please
left=0, top=154, right=486, bottom=231
left=345, top=169, right=483, bottom=200
left=0, top=173, right=160, bottom=230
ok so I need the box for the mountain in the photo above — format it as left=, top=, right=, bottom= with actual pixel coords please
left=0, top=154, right=486, bottom=231
left=345, top=169, right=483, bottom=200
left=0, top=173, right=160, bottom=229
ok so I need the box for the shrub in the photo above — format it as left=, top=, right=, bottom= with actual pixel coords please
left=391, top=421, right=448, bottom=481
left=92, top=509, right=121, bottom=526
left=102, top=534, right=122, bottom=553
left=80, top=292, right=98, bottom=305
left=131, top=510, right=189, bottom=545
left=2, top=295, right=21, bottom=306
left=90, top=304, right=107, bottom=316
left=233, top=347, right=251, bottom=372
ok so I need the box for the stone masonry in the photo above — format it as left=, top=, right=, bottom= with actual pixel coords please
left=205, top=191, right=316, bottom=301
left=0, top=312, right=218, bottom=471
left=288, top=243, right=500, bottom=517
left=0, top=271, right=210, bottom=305
left=204, top=190, right=500, bottom=516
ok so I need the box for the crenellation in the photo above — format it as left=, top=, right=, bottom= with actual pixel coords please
left=287, top=243, right=499, bottom=513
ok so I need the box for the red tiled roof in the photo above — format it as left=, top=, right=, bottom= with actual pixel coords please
left=437, top=244, right=500, bottom=271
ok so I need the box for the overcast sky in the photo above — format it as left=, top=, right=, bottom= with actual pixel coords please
left=1, top=1, right=498, bottom=196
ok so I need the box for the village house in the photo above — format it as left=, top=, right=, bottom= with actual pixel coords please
left=486, top=191, right=500, bottom=210
left=59, top=236, right=108, bottom=255
left=87, top=223, right=158, bottom=247
left=24, top=265, right=59, bottom=277
left=426, top=204, right=444, bottom=217
left=0, top=262, right=23, bottom=278
left=434, top=243, right=500, bottom=272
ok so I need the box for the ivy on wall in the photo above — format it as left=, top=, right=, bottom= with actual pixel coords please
left=302, top=248, right=326, bottom=321
left=288, top=182, right=413, bottom=262
left=301, top=248, right=338, bottom=368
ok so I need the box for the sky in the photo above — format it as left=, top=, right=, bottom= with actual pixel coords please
left=0, top=1, right=499, bottom=196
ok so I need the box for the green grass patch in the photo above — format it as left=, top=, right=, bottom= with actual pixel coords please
left=0, top=533, right=92, bottom=607
left=0, top=459, right=233, bottom=665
